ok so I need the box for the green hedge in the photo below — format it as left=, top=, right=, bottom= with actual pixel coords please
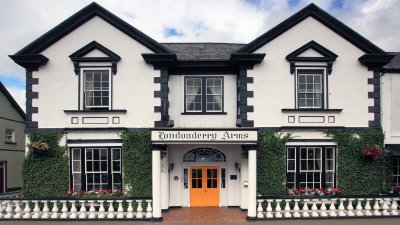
left=121, top=131, right=152, bottom=197
left=328, top=130, right=393, bottom=195
left=23, top=132, right=69, bottom=197
left=257, top=131, right=291, bottom=196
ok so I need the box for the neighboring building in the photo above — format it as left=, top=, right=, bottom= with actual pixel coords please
left=382, top=53, right=400, bottom=186
left=0, top=81, right=25, bottom=194
left=9, top=2, right=397, bottom=219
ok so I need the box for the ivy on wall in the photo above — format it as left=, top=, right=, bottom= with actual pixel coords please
left=22, top=132, right=69, bottom=197
left=257, top=131, right=291, bottom=196
left=121, top=131, right=152, bottom=197
left=327, top=129, right=393, bottom=195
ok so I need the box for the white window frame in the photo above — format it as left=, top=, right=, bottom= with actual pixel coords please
left=295, top=68, right=326, bottom=109
left=299, top=147, right=322, bottom=189
left=185, top=77, right=203, bottom=112
left=71, top=148, right=81, bottom=191
left=5, top=129, right=15, bottom=143
left=394, top=156, right=400, bottom=186
left=85, top=148, right=109, bottom=191
left=286, top=147, right=296, bottom=188
left=111, top=148, right=122, bottom=191
left=205, top=77, right=223, bottom=112
left=325, top=147, right=336, bottom=188
left=185, top=76, right=224, bottom=113
left=81, top=68, right=112, bottom=110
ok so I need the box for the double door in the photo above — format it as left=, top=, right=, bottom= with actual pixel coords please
left=190, top=166, right=219, bottom=206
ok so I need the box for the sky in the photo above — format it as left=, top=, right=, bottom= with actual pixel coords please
left=0, top=0, right=399, bottom=110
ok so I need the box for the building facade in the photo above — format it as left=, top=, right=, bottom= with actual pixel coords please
left=10, top=2, right=398, bottom=219
left=0, top=81, right=25, bottom=194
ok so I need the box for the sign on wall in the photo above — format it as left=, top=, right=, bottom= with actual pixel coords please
left=151, top=130, right=257, bottom=143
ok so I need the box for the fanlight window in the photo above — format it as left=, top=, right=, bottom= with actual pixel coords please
left=183, top=148, right=226, bottom=162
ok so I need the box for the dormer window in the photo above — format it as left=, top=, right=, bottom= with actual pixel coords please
left=286, top=41, right=337, bottom=110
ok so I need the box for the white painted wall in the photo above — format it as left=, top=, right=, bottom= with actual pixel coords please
left=168, top=144, right=241, bottom=207
left=382, top=73, right=400, bottom=144
left=168, top=75, right=237, bottom=128
left=32, top=16, right=159, bottom=129
left=249, top=17, right=373, bottom=128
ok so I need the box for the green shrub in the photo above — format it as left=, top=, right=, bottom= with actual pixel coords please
left=327, top=129, right=392, bottom=195
left=257, top=131, right=291, bottom=196
left=121, top=131, right=152, bottom=197
left=23, top=132, right=69, bottom=197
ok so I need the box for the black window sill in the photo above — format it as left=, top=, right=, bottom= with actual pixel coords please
left=4, top=141, right=17, bottom=145
left=281, top=108, right=343, bottom=112
left=181, top=112, right=227, bottom=115
left=64, top=109, right=127, bottom=113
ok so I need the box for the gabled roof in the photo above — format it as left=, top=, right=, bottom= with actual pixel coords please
left=286, top=40, right=338, bottom=61
left=14, top=2, right=170, bottom=55
left=237, top=3, right=386, bottom=54
left=0, top=81, right=25, bottom=120
left=162, top=43, right=245, bottom=61
left=384, top=52, right=400, bottom=72
left=69, top=41, right=121, bottom=61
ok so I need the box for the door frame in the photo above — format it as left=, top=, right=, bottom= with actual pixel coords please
left=189, top=166, right=220, bottom=207
left=0, top=161, right=6, bottom=194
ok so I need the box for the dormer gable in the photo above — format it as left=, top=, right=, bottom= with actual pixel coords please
left=69, top=41, right=121, bottom=75
left=286, top=40, right=337, bottom=74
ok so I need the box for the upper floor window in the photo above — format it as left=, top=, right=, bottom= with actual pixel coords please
left=185, top=77, right=223, bottom=113
left=394, top=156, right=400, bottom=186
left=5, top=129, right=15, bottom=143
left=83, top=70, right=110, bottom=110
left=297, top=70, right=323, bottom=109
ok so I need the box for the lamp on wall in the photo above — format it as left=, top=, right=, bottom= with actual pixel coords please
left=169, top=163, right=174, bottom=171
left=235, top=161, right=239, bottom=171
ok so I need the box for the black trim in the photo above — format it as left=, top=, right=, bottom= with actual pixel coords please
left=286, top=41, right=337, bottom=75
left=64, top=109, right=127, bottom=113
left=13, top=2, right=170, bottom=55
left=0, top=148, right=25, bottom=152
left=287, top=139, right=334, bottom=142
left=0, top=82, right=26, bottom=120
left=298, top=116, right=325, bottom=123
left=0, top=116, right=25, bottom=124
left=385, top=144, right=400, bottom=150
left=237, top=3, right=385, bottom=54
left=8, top=54, right=49, bottom=71
left=368, top=71, right=381, bottom=128
left=183, top=76, right=225, bottom=114
left=67, top=139, right=122, bottom=144
left=282, top=108, right=342, bottom=112
left=236, top=68, right=254, bottom=127
left=0, top=161, right=6, bottom=194
left=69, top=41, right=121, bottom=75
left=25, top=70, right=38, bottom=129
left=153, top=68, right=173, bottom=128
left=359, top=54, right=395, bottom=70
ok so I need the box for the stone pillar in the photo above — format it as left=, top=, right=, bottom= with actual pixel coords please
left=152, top=148, right=162, bottom=220
left=247, top=148, right=257, bottom=219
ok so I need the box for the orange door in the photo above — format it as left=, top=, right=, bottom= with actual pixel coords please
left=190, top=166, right=219, bottom=206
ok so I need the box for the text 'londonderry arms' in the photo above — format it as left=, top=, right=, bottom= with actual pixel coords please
left=157, top=131, right=250, bottom=141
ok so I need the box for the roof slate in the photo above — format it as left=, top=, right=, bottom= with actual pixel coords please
left=385, top=52, right=400, bottom=69
left=161, top=43, right=245, bottom=60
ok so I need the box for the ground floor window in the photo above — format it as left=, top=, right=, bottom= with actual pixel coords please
left=394, top=156, right=400, bottom=186
left=286, top=146, right=336, bottom=189
left=69, top=147, right=122, bottom=192
left=0, top=161, right=5, bottom=193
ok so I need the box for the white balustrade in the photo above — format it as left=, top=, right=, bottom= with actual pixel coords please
left=146, top=200, right=153, bottom=218
left=51, top=200, right=59, bottom=218
left=346, top=198, right=355, bottom=216
left=337, top=198, right=346, bottom=217
left=136, top=200, right=143, bottom=218
left=355, top=198, right=364, bottom=216
left=126, top=200, right=134, bottom=219
left=32, top=200, right=40, bottom=218
left=60, top=200, right=68, bottom=218
left=320, top=199, right=328, bottom=217
left=329, top=199, right=337, bottom=217
left=98, top=200, right=106, bottom=219
left=275, top=200, right=283, bottom=218
left=293, top=199, right=300, bottom=217
left=23, top=200, right=32, bottom=219
left=117, top=200, right=124, bottom=218
left=311, top=199, right=319, bottom=217
left=257, top=199, right=264, bottom=218
left=382, top=198, right=391, bottom=216
left=13, top=201, right=22, bottom=218
left=4, top=201, right=12, bottom=218
left=41, top=200, right=50, bottom=218
left=70, top=200, right=78, bottom=218
left=302, top=199, right=310, bottom=217
left=107, top=200, right=115, bottom=218
left=284, top=199, right=291, bottom=218
left=391, top=198, right=399, bottom=216
left=88, top=200, right=96, bottom=219
left=373, top=198, right=382, bottom=216
left=364, top=198, right=372, bottom=216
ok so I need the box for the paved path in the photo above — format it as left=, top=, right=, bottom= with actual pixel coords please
left=1, top=218, right=400, bottom=225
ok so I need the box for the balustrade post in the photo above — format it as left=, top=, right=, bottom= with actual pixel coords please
left=257, top=199, right=264, bottom=218
left=88, top=200, right=96, bottom=219
left=13, top=200, right=22, bottom=218
left=136, top=200, right=143, bottom=218
left=51, top=200, right=59, bottom=218
left=98, top=200, right=105, bottom=219
left=4, top=201, right=12, bottom=218
left=275, top=200, right=282, bottom=218
left=320, top=199, right=328, bottom=217
left=346, top=198, right=355, bottom=216
left=266, top=199, right=273, bottom=218
left=284, top=199, right=291, bottom=218
left=41, top=200, right=50, bottom=218
left=355, top=198, right=364, bottom=216
left=329, top=198, right=337, bottom=217
left=22, top=200, right=31, bottom=219
left=60, top=200, right=68, bottom=219
left=310, top=199, right=319, bottom=217
left=126, top=200, right=134, bottom=218
left=79, top=200, right=87, bottom=219
left=302, top=199, right=310, bottom=217
left=32, top=200, right=40, bottom=219
left=146, top=200, right=153, bottom=218
left=364, top=198, right=372, bottom=216
left=107, top=200, right=115, bottom=218
left=117, top=200, right=124, bottom=218
left=373, top=198, right=382, bottom=216
left=70, top=200, right=78, bottom=218
left=382, top=198, right=390, bottom=216
left=293, top=199, right=300, bottom=217
left=0, top=200, right=3, bottom=219
left=337, top=198, right=346, bottom=217
left=391, top=198, right=399, bottom=216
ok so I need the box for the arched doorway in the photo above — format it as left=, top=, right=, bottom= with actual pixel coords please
left=183, top=148, right=226, bottom=206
